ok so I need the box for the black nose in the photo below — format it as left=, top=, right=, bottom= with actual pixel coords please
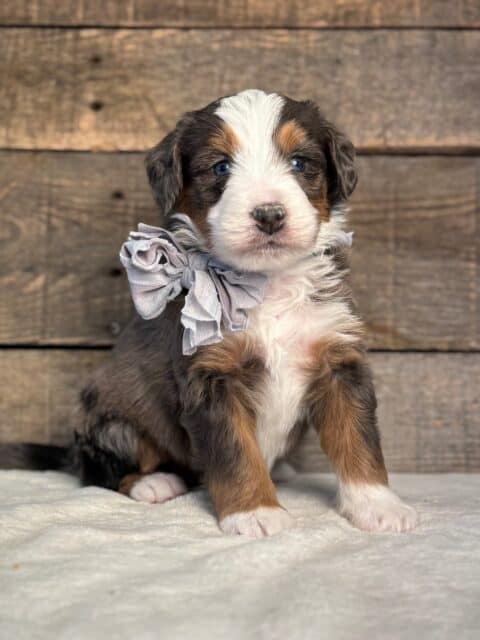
left=251, top=203, right=286, bottom=235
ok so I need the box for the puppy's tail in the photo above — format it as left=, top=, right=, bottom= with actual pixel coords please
left=0, top=443, right=72, bottom=472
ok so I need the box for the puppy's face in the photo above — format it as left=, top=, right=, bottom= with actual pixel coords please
left=146, top=90, right=357, bottom=272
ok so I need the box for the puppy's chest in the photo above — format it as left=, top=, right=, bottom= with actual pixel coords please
left=246, top=276, right=339, bottom=469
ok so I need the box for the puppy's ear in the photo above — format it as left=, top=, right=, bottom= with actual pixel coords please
left=145, top=118, right=187, bottom=216
left=323, top=122, right=358, bottom=206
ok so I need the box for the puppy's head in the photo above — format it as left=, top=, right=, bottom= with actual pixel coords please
left=146, top=89, right=357, bottom=272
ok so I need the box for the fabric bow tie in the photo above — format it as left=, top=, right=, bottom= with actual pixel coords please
left=119, top=223, right=267, bottom=356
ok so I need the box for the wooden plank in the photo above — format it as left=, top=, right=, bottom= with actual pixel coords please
left=351, top=156, right=480, bottom=350
left=1, top=1, right=478, bottom=28
left=0, top=152, right=158, bottom=346
left=0, top=152, right=478, bottom=350
left=0, top=349, right=105, bottom=445
left=1, top=350, right=479, bottom=472
left=0, top=29, right=478, bottom=152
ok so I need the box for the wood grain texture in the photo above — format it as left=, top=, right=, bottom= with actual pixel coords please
left=351, top=156, right=480, bottom=350
left=0, top=349, right=105, bottom=445
left=1, top=350, right=478, bottom=472
left=0, top=28, right=478, bottom=151
left=0, top=152, right=478, bottom=349
left=0, top=152, right=157, bottom=346
left=1, top=1, right=478, bottom=27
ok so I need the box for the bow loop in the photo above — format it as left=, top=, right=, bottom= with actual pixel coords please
left=120, top=224, right=267, bottom=355
left=119, top=225, right=188, bottom=321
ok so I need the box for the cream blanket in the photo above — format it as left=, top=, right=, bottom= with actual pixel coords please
left=1, top=472, right=479, bottom=639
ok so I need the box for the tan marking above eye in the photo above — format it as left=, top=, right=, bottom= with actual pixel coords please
left=275, top=120, right=308, bottom=155
left=209, top=123, right=239, bottom=158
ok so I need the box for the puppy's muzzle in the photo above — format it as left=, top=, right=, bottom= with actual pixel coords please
left=251, top=203, right=286, bottom=235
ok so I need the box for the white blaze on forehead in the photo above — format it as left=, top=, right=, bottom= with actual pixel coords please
left=214, top=90, right=285, bottom=172
left=208, top=89, right=320, bottom=272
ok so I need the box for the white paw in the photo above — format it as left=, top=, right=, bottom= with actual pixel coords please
left=129, top=472, right=188, bottom=504
left=219, top=506, right=294, bottom=538
left=271, top=460, right=297, bottom=483
left=339, top=483, right=418, bottom=533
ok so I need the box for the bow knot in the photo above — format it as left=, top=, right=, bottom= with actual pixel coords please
left=119, top=224, right=267, bottom=356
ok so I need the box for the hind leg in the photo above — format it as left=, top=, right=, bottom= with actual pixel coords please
left=75, top=415, right=192, bottom=504
left=119, top=471, right=188, bottom=503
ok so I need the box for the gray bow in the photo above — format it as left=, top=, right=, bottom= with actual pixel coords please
left=119, top=224, right=267, bottom=355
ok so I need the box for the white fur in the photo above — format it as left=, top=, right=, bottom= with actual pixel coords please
left=129, top=472, right=188, bottom=504
left=175, top=93, right=412, bottom=534
left=209, top=89, right=321, bottom=272
left=339, top=482, right=418, bottom=533
left=245, top=228, right=362, bottom=469
left=220, top=506, right=294, bottom=537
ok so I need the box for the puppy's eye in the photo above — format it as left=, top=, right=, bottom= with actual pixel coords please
left=291, top=156, right=306, bottom=172
left=213, top=160, right=231, bottom=177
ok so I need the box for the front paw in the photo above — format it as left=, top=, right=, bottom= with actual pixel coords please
left=339, top=483, right=418, bottom=533
left=220, top=506, right=295, bottom=538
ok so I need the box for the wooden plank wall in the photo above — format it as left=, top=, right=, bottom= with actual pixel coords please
left=0, top=2, right=479, bottom=472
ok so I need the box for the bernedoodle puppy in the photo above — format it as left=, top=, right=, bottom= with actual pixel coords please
left=1, top=90, right=417, bottom=537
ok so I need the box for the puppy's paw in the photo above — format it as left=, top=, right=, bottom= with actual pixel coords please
left=339, top=483, right=418, bottom=533
left=129, top=472, right=188, bottom=504
left=220, top=506, right=294, bottom=538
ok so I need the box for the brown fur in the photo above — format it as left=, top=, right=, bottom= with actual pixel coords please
left=118, top=473, right=144, bottom=496
left=305, top=338, right=388, bottom=486
left=172, top=122, right=240, bottom=247
left=187, top=335, right=281, bottom=518
left=137, top=436, right=166, bottom=474
left=209, top=395, right=279, bottom=519
left=275, top=119, right=307, bottom=155
left=274, top=116, right=332, bottom=221
left=310, top=182, right=330, bottom=222
left=117, top=435, right=180, bottom=496
left=175, top=186, right=212, bottom=241
left=209, top=122, right=239, bottom=158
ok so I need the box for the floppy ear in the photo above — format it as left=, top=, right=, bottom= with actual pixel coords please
left=145, top=121, right=186, bottom=216
left=323, top=122, right=358, bottom=206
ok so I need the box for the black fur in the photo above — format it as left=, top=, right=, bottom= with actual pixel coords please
left=0, top=443, right=69, bottom=471
left=80, top=384, right=99, bottom=411
left=73, top=432, right=137, bottom=490
left=145, top=127, right=185, bottom=216
left=279, top=97, right=358, bottom=206
left=182, top=366, right=241, bottom=475
left=145, top=100, right=222, bottom=217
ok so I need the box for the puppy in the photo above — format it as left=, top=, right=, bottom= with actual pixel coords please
left=1, top=90, right=417, bottom=537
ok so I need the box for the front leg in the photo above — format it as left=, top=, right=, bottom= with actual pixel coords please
left=182, top=339, right=294, bottom=537
left=307, top=340, right=417, bottom=533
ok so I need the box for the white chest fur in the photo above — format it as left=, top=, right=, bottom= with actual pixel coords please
left=246, top=259, right=359, bottom=469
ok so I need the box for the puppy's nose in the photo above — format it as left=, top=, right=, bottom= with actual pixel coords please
left=251, top=203, right=286, bottom=235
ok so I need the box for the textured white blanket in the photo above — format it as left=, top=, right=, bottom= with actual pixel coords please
left=1, top=472, right=479, bottom=640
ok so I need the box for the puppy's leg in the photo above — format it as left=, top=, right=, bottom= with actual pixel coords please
left=117, top=436, right=191, bottom=503
left=308, top=341, right=417, bottom=533
left=76, top=413, right=192, bottom=505
left=183, top=341, right=294, bottom=538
